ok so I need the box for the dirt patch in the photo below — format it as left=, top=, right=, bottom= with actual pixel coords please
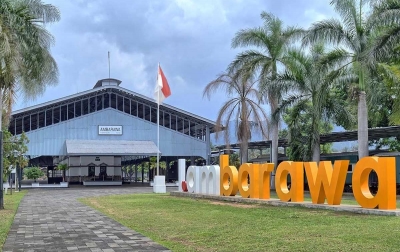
left=85, top=198, right=104, bottom=209
left=209, top=201, right=258, bottom=208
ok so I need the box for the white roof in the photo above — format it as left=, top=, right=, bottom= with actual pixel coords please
left=66, top=140, right=160, bottom=156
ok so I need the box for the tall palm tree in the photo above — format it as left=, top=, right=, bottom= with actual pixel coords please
left=203, top=73, right=268, bottom=163
left=0, top=0, right=59, bottom=209
left=0, top=0, right=60, bottom=127
left=229, top=12, right=303, bottom=169
left=303, top=0, right=400, bottom=159
left=275, top=44, right=354, bottom=162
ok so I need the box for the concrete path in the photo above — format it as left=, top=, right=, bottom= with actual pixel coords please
left=3, top=187, right=174, bottom=252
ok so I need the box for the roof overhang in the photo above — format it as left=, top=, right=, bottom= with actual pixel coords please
left=66, top=140, right=160, bottom=156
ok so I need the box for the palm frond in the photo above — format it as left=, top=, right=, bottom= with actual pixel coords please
left=303, top=19, right=357, bottom=52
left=367, top=26, right=400, bottom=63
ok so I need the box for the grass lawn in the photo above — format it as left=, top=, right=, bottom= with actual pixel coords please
left=81, top=193, right=400, bottom=252
left=0, top=190, right=26, bottom=251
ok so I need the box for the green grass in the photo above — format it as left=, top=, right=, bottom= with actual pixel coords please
left=81, top=193, right=400, bottom=252
left=0, top=190, right=26, bottom=251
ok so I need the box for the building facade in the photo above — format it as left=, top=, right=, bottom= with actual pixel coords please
left=9, top=79, right=216, bottom=185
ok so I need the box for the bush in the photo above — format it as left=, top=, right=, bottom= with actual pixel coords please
left=24, top=167, right=44, bottom=182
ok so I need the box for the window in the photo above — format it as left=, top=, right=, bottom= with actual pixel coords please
left=96, top=95, right=103, bottom=111
left=89, top=97, right=96, bottom=113
left=23, top=116, right=30, bottom=132
left=151, top=107, right=157, bottom=123
left=15, top=118, right=22, bottom=135
left=61, top=105, right=67, bottom=121
left=124, top=98, right=130, bottom=114
left=88, top=164, right=95, bottom=177
left=170, top=115, right=177, bottom=130
left=38, top=111, right=45, bottom=128
left=144, top=105, right=151, bottom=121
left=75, top=101, right=82, bottom=117
left=111, top=93, right=116, bottom=109
left=68, top=103, right=74, bottom=119
left=138, top=103, right=144, bottom=118
left=163, top=113, right=170, bottom=128
left=82, top=99, right=89, bottom=115
left=104, top=93, right=110, bottom=108
left=183, top=120, right=190, bottom=135
left=53, top=107, right=60, bottom=124
left=46, top=109, right=53, bottom=126
left=117, top=95, right=124, bottom=112
left=31, top=113, right=38, bottom=130
left=131, top=100, right=137, bottom=116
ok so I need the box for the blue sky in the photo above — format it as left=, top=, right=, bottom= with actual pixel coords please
left=14, top=0, right=340, bottom=133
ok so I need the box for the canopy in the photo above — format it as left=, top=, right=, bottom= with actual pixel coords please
left=65, top=140, right=160, bottom=156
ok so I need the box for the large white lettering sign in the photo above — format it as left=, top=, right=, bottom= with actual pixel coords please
left=98, top=125, right=123, bottom=135
left=185, top=165, right=220, bottom=195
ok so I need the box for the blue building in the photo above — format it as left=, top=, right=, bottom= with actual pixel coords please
left=9, top=78, right=216, bottom=185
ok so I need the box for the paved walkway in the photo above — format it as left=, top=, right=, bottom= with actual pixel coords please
left=3, top=187, right=174, bottom=252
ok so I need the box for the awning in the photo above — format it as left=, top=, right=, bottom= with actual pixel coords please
left=65, top=140, right=160, bottom=156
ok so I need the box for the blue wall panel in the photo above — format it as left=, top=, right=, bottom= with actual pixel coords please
left=23, top=108, right=207, bottom=158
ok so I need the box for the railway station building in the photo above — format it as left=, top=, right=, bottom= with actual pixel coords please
left=9, top=78, right=216, bottom=185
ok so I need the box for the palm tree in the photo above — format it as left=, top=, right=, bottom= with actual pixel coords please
left=229, top=12, right=303, bottom=169
left=0, top=0, right=59, bottom=209
left=0, top=0, right=60, bottom=127
left=203, top=73, right=268, bottom=163
left=275, top=44, right=354, bottom=162
left=303, top=0, right=400, bottom=159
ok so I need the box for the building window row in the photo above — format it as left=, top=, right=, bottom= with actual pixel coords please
left=10, top=91, right=208, bottom=141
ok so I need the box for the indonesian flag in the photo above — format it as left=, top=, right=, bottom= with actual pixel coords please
left=154, top=65, right=171, bottom=104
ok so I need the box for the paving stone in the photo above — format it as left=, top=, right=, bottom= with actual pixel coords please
left=3, top=187, right=173, bottom=251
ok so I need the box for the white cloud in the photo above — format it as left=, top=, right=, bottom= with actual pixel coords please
left=14, top=0, right=337, bottom=122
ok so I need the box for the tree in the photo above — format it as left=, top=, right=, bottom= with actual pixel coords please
left=122, top=165, right=135, bottom=181
left=56, top=163, right=68, bottom=182
left=203, top=73, right=268, bottom=163
left=3, top=131, right=29, bottom=193
left=281, top=104, right=335, bottom=161
left=275, top=44, right=353, bottom=161
left=303, top=0, right=400, bottom=159
left=0, top=0, right=60, bottom=125
left=0, top=0, right=59, bottom=205
left=229, top=12, right=303, bottom=168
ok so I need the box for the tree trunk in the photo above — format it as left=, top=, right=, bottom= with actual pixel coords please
left=9, top=175, right=12, bottom=195
left=0, top=89, right=3, bottom=128
left=358, top=91, right=369, bottom=159
left=241, top=142, right=248, bottom=164
left=312, top=139, right=321, bottom=163
left=270, top=97, right=279, bottom=189
left=311, top=108, right=321, bottom=162
left=271, top=123, right=278, bottom=166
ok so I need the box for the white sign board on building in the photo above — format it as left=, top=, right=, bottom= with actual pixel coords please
left=98, top=125, right=123, bottom=135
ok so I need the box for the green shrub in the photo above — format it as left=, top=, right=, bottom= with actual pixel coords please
left=24, top=167, right=44, bottom=182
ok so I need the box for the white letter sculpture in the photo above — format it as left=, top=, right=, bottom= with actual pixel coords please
left=186, top=165, right=220, bottom=195
left=186, top=166, right=200, bottom=193
left=199, top=165, right=220, bottom=195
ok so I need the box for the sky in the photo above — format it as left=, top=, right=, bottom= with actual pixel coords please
left=14, top=0, right=336, bottom=123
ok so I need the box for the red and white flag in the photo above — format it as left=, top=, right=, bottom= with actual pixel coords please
left=154, top=65, right=171, bottom=104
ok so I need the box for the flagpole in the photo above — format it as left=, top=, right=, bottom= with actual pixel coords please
left=157, top=63, right=160, bottom=177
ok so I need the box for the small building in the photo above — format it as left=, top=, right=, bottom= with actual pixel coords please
left=9, top=78, right=216, bottom=185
